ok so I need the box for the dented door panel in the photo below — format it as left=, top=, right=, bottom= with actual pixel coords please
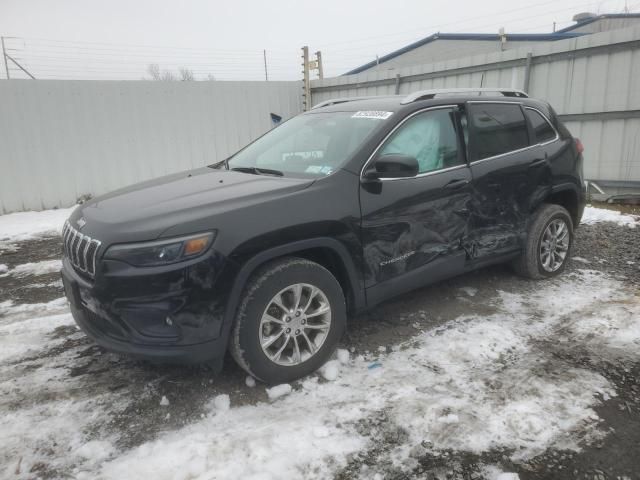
left=360, top=166, right=472, bottom=287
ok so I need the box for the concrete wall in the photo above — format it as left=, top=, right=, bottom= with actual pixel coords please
left=311, top=25, right=640, bottom=188
left=0, top=80, right=302, bottom=214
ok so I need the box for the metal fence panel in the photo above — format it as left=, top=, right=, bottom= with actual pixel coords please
left=0, top=80, right=302, bottom=214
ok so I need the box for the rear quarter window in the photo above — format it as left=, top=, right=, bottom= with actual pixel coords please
left=525, top=108, right=557, bottom=144
left=468, top=103, right=529, bottom=161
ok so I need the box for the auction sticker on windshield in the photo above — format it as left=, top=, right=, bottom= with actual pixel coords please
left=352, top=111, right=394, bottom=120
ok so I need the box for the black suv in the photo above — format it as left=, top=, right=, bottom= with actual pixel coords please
left=61, top=88, right=586, bottom=383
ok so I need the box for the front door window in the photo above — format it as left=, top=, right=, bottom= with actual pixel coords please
left=378, top=108, right=462, bottom=174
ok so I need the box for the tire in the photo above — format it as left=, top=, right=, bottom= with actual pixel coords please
left=512, top=204, right=574, bottom=279
left=229, top=257, right=346, bottom=384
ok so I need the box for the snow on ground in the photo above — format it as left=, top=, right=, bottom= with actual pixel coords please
left=581, top=205, right=638, bottom=227
left=0, top=296, right=125, bottom=478
left=0, top=259, right=62, bottom=278
left=0, top=264, right=637, bottom=478
left=0, top=269, right=624, bottom=479
left=0, top=206, right=76, bottom=247
left=0, top=204, right=639, bottom=478
left=0, top=297, right=71, bottom=362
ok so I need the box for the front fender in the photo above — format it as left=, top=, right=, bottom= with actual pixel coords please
left=218, top=237, right=366, bottom=349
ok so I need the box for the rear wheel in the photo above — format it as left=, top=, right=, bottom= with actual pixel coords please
left=229, top=257, right=346, bottom=384
left=513, top=204, right=573, bottom=279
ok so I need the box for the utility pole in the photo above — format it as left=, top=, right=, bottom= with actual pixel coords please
left=315, top=51, right=323, bottom=80
left=263, top=49, right=268, bottom=81
left=1, top=37, right=9, bottom=79
left=1, top=36, right=35, bottom=79
left=301, top=46, right=310, bottom=111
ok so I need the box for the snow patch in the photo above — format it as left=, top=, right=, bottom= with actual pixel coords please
left=0, top=298, right=72, bottom=363
left=481, top=466, right=520, bottom=480
left=459, top=286, right=478, bottom=297
left=437, top=413, right=460, bottom=424
left=320, top=360, right=340, bottom=381
left=336, top=348, right=350, bottom=364
left=266, top=383, right=292, bottom=401
left=2, top=259, right=62, bottom=277
left=75, top=440, right=114, bottom=462
left=212, top=394, right=230, bottom=412
left=93, top=271, right=640, bottom=479
left=572, top=256, right=591, bottom=264
left=0, top=264, right=7, bottom=274
left=496, top=474, right=520, bottom=480
left=581, top=206, right=638, bottom=227
left=0, top=297, right=68, bottom=320
left=0, top=206, right=76, bottom=246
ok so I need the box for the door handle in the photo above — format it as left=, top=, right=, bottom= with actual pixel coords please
left=444, top=179, right=470, bottom=190
left=529, top=158, right=547, bottom=168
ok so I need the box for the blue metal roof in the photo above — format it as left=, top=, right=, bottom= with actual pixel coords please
left=344, top=31, right=586, bottom=75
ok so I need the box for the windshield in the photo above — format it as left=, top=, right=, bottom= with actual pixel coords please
left=224, top=111, right=389, bottom=178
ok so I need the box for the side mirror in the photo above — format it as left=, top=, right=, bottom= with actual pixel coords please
left=363, top=154, right=419, bottom=180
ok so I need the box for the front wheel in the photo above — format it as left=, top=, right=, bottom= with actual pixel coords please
left=229, top=257, right=346, bottom=384
left=513, top=204, right=574, bottom=279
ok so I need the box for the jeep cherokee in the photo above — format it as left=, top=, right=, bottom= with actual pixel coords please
left=60, top=88, right=586, bottom=383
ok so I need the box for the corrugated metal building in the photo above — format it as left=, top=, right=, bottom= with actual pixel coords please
left=346, top=13, right=640, bottom=75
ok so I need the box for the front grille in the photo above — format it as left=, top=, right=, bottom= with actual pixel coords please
left=62, top=221, right=102, bottom=277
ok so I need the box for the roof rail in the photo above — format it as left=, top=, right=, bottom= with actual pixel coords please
left=400, top=88, right=528, bottom=104
left=311, top=96, right=384, bottom=110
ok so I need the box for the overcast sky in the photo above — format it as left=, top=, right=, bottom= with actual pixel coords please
left=0, top=0, right=636, bottom=80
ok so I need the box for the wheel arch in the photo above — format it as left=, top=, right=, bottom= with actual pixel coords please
left=222, top=238, right=364, bottom=337
left=544, top=184, right=580, bottom=227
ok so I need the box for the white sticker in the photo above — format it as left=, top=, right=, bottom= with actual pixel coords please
left=305, top=165, right=323, bottom=173
left=352, top=111, right=394, bottom=120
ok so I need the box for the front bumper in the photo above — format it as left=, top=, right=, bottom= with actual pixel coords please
left=61, top=250, right=235, bottom=365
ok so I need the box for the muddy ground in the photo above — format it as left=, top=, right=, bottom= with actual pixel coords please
left=0, top=216, right=639, bottom=479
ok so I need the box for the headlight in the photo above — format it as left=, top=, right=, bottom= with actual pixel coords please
left=104, top=232, right=215, bottom=267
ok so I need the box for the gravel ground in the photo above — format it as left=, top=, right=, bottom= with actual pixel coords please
left=0, top=207, right=638, bottom=479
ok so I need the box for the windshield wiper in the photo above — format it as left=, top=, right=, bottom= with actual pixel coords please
left=231, top=166, right=284, bottom=177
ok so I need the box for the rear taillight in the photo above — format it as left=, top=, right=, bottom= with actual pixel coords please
left=575, top=138, right=584, bottom=154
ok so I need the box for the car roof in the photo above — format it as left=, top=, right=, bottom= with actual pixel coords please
left=308, top=91, right=551, bottom=116
left=307, top=96, right=405, bottom=113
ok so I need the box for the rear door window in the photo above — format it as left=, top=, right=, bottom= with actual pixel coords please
left=468, top=103, right=529, bottom=161
left=525, top=108, right=557, bottom=144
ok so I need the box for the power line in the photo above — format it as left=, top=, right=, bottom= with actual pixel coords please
left=317, top=0, right=625, bottom=55
left=11, top=36, right=298, bottom=54
left=315, top=0, right=563, bottom=49
left=2, top=0, right=634, bottom=81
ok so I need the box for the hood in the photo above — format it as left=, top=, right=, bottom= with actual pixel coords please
left=72, top=167, right=314, bottom=243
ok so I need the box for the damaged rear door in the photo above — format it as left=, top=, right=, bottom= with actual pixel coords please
left=465, top=101, right=536, bottom=260
left=359, top=105, right=472, bottom=305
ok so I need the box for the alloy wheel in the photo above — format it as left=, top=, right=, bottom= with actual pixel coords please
left=540, top=218, right=570, bottom=272
left=259, top=283, right=332, bottom=366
